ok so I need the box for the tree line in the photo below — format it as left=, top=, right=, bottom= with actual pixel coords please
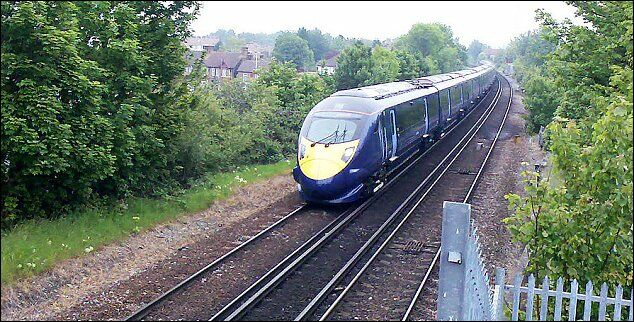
left=272, top=23, right=472, bottom=90
left=502, top=1, right=633, bottom=287
left=0, top=1, right=333, bottom=227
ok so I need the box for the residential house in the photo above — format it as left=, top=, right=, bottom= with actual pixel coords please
left=483, top=48, right=501, bottom=61
left=185, top=36, right=221, bottom=53
left=204, top=52, right=243, bottom=81
left=242, top=42, right=273, bottom=58
left=236, top=59, right=270, bottom=82
left=317, top=54, right=339, bottom=75
left=202, top=48, right=271, bottom=83
left=184, top=50, right=204, bottom=75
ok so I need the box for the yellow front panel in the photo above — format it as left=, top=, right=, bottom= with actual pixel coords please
left=299, top=137, right=359, bottom=181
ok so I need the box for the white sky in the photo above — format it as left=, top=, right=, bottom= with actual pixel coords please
left=191, top=1, right=581, bottom=48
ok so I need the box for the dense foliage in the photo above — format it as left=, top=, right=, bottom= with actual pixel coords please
left=394, top=23, right=468, bottom=74
left=1, top=1, right=200, bottom=225
left=272, top=33, right=314, bottom=70
left=0, top=2, right=333, bottom=228
left=503, top=1, right=633, bottom=287
left=467, top=40, right=490, bottom=67
left=497, top=29, right=558, bottom=133
left=297, top=27, right=331, bottom=61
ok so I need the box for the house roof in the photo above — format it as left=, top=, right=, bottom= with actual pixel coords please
left=185, top=36, right=220, bottom=47
left=237, top=59, right=270, bottom=73
left=243, top=42, right=273, bottom=54
left=203, top=52, right=242, bottom=69
left=184, top=50, right=204, bottom=65
left=324, top=55, right=338, bottom=68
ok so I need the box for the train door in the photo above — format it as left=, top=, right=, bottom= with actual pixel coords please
left=381, top=109, right=397, bottom=163
left=423, top=98, right=429, bottom=134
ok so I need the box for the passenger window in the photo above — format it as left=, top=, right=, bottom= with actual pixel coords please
left=439, top=89, right=449, bottom=111
left=450, top=86, right=461, bottom=106
left=395, top=100, right=424, bottom=135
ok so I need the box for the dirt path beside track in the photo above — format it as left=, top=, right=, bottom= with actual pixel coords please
left=1, top=174, right=302, bottom=321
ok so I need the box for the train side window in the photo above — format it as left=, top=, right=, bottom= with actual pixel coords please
left=414, top=97, right=426, bottom=129
left=426, top=92, right=440, bottom=128
left=450, top=85, right=461, bottom=107
left=439, top=89, right=449, bottom=114
left=464, top=80, right=471, bottom=101
left=395, top=100, right=424, bottom=135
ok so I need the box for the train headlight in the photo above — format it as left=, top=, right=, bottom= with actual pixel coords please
left=299, top=143, right=307, bottom=159
left=341, top=147, right=355, bottom=163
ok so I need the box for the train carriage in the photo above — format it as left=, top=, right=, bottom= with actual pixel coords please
left=292, top=63, right=496, bottom=204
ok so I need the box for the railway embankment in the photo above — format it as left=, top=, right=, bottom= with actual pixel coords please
left=1, top=171, right=303, bottom=321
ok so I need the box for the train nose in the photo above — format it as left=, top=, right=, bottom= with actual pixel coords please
left=297, top=137, right=358, bottom=181
left=300, top=159, right=344, bottom=180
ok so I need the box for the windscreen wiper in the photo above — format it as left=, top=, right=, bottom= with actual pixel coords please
left=311, top=125, right=340, bottom=147
left=325, top=125, right=347, bottom=147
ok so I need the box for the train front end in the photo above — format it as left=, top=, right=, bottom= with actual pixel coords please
left=292, top=108, right=375, bottom=204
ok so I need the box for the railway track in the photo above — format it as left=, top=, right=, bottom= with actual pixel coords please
left=401, top=75, right=514, bottom=321
left=208, top=76, right=505, bottom=321
left=314, top=74, right=513, bottom=321
left=125, top=82, right=496, bottom=320
left=125, top=203, right=346, bottom=320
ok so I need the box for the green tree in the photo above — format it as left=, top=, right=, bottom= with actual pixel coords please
left=395, top=22, right=467, bottom=72
left=255, top=61, right=332, bottom=155
left=333, top=42, right=374, bottom=90
left=467, top=40, right=489, bottom=66
left=395, top=50, right=421, bottom=80
left=367, top=46, right=400, bottom=85
left=1, top=1, right=200, bottom=225
left=272, top=32, right=314, bottom=70
left=504, top=1, right=633, bottom=287
left=297, top=27, right=331, bottom=61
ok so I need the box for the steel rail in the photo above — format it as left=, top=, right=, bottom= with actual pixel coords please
left=308, top=77, right=504, bottom=322
left=400, top=74, right=514, bottom=321
left=208, top=77, right=499, bottom=322
left=125, top=203, right=308, bottom=321
left=210, top=80, right=501, bottom=321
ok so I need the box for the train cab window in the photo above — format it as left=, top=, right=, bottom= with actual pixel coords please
left=304, top=112, right=365, bottom=144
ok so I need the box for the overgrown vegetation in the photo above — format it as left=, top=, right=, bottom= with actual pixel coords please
left=0, top=160, right=293, bottom=284
left=0, top=2, right=332, bottom=229
left=502, top=1, right=633, bottom=287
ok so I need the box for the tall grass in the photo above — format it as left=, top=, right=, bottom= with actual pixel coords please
left=1, top=160, right=294, bottom=285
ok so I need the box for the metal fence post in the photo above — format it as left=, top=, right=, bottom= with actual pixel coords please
left=493, top=268, right=506, bottom=320
left=437, top=201, right=471, bottom=321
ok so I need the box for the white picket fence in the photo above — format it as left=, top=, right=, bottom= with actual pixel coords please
left=437, top=201, right=633, bottom=321
left=493, top=270, right=633, bottom=321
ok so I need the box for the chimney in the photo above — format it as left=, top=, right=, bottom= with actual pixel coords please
left=240, top=46, right=248, bottom=58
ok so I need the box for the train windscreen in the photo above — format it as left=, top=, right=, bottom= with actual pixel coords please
left=303, top=112, right=366, bottom=144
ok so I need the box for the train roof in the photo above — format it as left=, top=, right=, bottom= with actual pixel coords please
left=317, top=63, right=494, bottom=116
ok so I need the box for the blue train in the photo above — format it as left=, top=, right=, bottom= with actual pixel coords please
left=292, top=64, right=496, bottom=204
